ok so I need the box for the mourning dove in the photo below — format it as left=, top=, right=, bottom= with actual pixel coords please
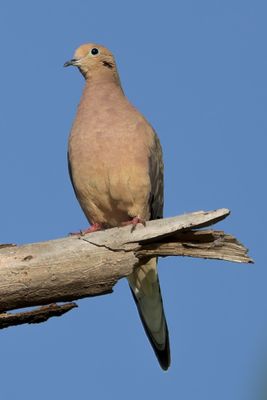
left=65, top=43, right=170, bottom=370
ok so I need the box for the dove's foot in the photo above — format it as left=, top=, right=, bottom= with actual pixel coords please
left=121, top=216, right=146, bottom=231
left=70, top=223, right=103, bottom=236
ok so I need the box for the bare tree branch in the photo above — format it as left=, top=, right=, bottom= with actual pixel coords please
left=0, top=303, right=77, bottom=329
left=0, top=209, right=253, bottom=329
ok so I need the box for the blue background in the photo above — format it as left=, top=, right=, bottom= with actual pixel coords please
left=0, top=1, right=265, bottom=399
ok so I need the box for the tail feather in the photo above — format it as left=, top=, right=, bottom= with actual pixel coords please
left=127, top=258, right=170, bottom=370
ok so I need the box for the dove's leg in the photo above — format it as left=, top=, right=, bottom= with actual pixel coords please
left=121, top=216, right=146, bottom=228
left=82, top=223, right=104, bottom=234
left=70, top=223, right=104, bottom=236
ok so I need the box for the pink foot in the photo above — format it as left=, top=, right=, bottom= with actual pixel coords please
left=121, top=216, right=146, bottom=231
left=70, top=223, right=103, bottom=236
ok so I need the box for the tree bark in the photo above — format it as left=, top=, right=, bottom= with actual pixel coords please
left=0, top=208, right=253, bottom=329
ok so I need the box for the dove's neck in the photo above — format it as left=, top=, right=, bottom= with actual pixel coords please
left=85, top=66, right=122, bottom=86
left=83, top=74, right=125, bottom=102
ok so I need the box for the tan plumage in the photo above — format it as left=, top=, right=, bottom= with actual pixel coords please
left=65, top=43, right=170, bottom=370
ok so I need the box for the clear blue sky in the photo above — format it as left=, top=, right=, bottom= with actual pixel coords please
left=0, top=1, right=265, bottom=399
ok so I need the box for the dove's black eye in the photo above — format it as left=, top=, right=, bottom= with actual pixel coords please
left=90, top=48, right=99, bottom=56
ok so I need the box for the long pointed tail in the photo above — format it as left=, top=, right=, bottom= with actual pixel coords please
left=127, top=258, right=170, bottom=370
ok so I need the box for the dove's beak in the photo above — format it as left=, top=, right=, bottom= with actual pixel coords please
left=64, top=59, right=79, bottom=67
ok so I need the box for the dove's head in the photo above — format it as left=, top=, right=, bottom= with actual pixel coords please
left=64, top=43, right=119, bottom=82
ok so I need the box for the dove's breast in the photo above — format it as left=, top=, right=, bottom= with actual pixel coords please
left=68, top=83, right=156, bottom=226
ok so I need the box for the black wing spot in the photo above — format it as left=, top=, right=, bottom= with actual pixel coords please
left=102, top=60, right=114, bottom=69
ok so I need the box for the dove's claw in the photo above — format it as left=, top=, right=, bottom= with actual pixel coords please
left=121, top=216, right=146, bottom=231
left=69, top=223, right=103, bottom=236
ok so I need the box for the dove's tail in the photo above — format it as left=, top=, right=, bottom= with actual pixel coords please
left=127, top=257, right=170, bottom=370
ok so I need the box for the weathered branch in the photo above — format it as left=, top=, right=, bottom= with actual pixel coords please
left=0, top=209, right=253, bottom=329
left=0, top=303, right=77, bottom=329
